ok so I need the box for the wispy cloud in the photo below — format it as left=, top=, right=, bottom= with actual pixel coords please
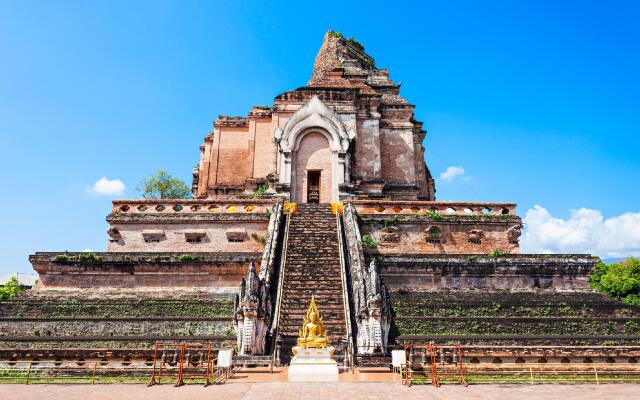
left=439, top=166, right=466, bottom=182
left=87, top=177, right=125, bottom=196
left=521, top=205, right=640, bottom=257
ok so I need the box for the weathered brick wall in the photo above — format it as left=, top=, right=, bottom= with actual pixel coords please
left=107, top=199, right=274, bottom=252
left=30, top=252, right=260, bottom=290
left=375, top=254, right=596, bottom=291
left=0, top=319, right=234, bottom=338
left=354, top=200, right=521, bottom=254
left=0, top=290, right=236, bottom=351
left=107, top=222, right=268, bottom=253
left=390, top=291, right=640, bottom=346
left=252, top=118, right=278, bottom=178
left=361, top=218, right=520, bottom=254
left=354, top=117, right=382, bottom=181
left=213, top=126, right=252, bottom=185
left=380, top=128, right=416, bottom=185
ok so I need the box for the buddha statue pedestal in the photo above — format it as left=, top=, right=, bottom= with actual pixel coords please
left=287, top=346, right=339, bottom=382
left=288, top=296, right=340, bottom=381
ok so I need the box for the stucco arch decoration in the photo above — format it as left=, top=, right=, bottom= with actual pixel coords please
left=274, top=95, right=355, bottom=153
left=273, top=96, right=355, bottom=202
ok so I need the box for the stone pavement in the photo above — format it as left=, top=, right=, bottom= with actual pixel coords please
left=1, top=383, right=639, bottom=400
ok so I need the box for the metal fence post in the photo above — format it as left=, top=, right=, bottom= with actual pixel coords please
left=25, top=362, right=32, bottom=384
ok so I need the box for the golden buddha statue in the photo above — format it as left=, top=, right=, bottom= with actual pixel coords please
left=297, top=296, right=330, bottom=348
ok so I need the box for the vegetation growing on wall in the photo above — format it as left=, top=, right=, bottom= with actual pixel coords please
left=137, top=170, right=191, bottom=199
left=177, top=253, right=200, bottom=262
left=0, top=276, right=23, bottom=300
left=590, top=258, right=640, bottom=305
left=250, top=183, right=269, bottom=199
left=53, top=251, right=71, bottom=262
left=389, top=291, right=640, bottom=340
left=2, top=297, right=235, bottom=318
left=77, top=252, right=103, bottom=263
left=382, top=216, right=401, bottom=228
left=53, top=251, right=102, bottom=263
left=362, top=234, right=378, bottom=249
left=423, top=210, right=444, bottom=221
left=490, top=248, right=511, bottom=257
left=251, top=232, right=267, bottom=245
left=328, top=30, right=344, bottom=39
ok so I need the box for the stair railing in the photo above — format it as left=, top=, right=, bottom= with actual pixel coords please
left=259, top=202, right=284, bottom=285
left=336, top=210, right=355, bottom=371
left=269, top=211, right=291, bottom=366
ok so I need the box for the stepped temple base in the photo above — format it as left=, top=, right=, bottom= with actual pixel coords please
left=288, top=346, right=339, bottom=382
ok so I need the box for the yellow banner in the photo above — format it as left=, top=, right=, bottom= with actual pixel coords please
left=284, top=202, right=298, bottom=214
left=331, top=202, right=344, bottom=215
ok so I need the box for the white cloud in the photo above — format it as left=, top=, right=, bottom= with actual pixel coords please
left=521, top=205, right=640, bottom=257
left=439, top=166, right=465, bottom=182
left=88, top=177, right=125, bottom=196
left=82, top=248, right=94, bottom=252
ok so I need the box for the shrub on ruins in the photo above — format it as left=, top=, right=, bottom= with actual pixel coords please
left=251, top=232, right=267, bottom=245
left=0, top=276, right=23, bottom=300
left=250, top=183, right=269, bottom=199
left=77, top=252, right=102, bottom=263
left=382, top=216, right=401, bottom=228
left=490, top=248, right=510, bottom=257
left=590, top=258, right=640, bottom=306
left=424, top=210, right=444, bottom=221
left=362, top=234, right=378, bottom=249
left=53, top=250, right=72, bottom=262
left=177, top=253, right=200, bottom=262
left=137, top=170, right=191, bottom=199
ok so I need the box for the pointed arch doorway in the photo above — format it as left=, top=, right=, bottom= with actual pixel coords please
left=293, top=131, right=333, bottom=203
left=273, top=96, right=355, bottom=204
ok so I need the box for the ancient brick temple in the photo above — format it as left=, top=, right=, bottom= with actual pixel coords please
left=3, top=32, right=639, bottom=368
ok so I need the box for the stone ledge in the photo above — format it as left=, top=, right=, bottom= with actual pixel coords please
left=0, top=335, right=235, bottom=342
left=359, top=214, right=521, bottom=225
left=375, top=254, right=597, bottom=291
left=0, top=317, right=233, bottom=321
left=394, top=316, right=640, bottom=322
left=396, top=335, right=640, bottom=343
left=107, top=213, right=271, bottom=223
left=377, top=253, right=596, bottom=263
left=350, top=200, right=517, bottom=216
left=29, top=252, right=261, bottom=289
left=30, top=251, right=262, bottom=265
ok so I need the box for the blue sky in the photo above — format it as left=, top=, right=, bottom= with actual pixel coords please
left=1, top=1, right=639, bottom=275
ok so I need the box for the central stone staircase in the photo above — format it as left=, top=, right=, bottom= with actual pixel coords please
left=277, top=204, right=347, bottom=362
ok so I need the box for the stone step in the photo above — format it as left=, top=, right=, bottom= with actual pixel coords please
left=282, top=271, right=342, bottom=277
left=277, top=205, right=347, bottom=364
left=282, top=283, right=342, bottom=289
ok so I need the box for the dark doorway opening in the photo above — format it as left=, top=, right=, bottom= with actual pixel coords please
left=307, top=171, right=321, bottom=203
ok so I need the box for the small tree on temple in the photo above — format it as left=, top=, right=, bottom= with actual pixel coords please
left=0, top=276, right=23, bottom=300
left=137, top=170, right=191, bottom=199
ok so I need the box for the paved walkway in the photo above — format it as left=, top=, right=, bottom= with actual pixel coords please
left=1, top=383, right=639, bottom=400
